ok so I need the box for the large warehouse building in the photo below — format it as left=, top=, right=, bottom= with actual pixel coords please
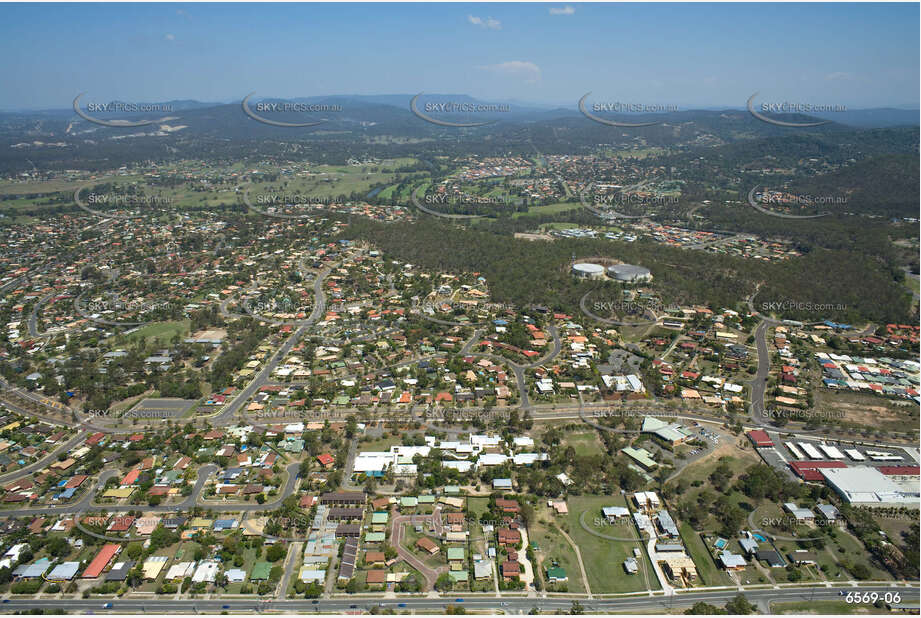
left=607, top=264, right=653, bottom=283
left=820, top=466, right=920, bottom=508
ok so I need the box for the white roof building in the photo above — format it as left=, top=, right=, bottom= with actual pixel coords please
left=470, top=434, right=502, bottom=448
left=513, top=436, right=535, bottom=449
left=442, top=461, right=473, bottom=472
left=166, top=561, right=196, bottom=580
left=478, top=453, right=508, bottom=467
left=192, top=561, right=219, bottom=583
left=602, top=506, right=630, bottom=519
left=821, top=466, right=921, bottom=507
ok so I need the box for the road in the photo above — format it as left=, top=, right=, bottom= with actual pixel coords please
left=276, top=541, right=303, bottom=598
left=213, top=263, right=335, bottom=424
left=389, top=508, right=446, bottom=590
left=0, top=430, right=88, bottom=486
left=463, top=325, right=562, bottom=411
left=1, top=462, right=300, bottom=517
left=0, top=583, right=913, bottom=614
left=747, top=319, right=772, bottom=425
left=27, top=291, right=53, bottom=338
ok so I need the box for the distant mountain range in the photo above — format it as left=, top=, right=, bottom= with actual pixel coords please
left=3, top=95, right=918, bottom=129
left=0, top=93, right=916, bottom=176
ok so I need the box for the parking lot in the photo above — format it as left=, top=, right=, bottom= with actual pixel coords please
left=125, top=398, right=197, bottom=420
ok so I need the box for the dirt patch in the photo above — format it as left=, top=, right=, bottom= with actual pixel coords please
left=670, top=433, right=760, bottom=483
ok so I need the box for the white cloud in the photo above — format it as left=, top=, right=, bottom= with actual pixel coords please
left=825, top=71, right=854, bottom=81
left=477, top=61, right=542, bottom=84
left=468, top=15, right=502, bottom=30
left=164, top=33, right=176, bottom=41
left=549, top=6, right=575, bottom=15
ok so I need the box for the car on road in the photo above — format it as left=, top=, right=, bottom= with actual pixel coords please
left=455, top=598, right=464, bottom=603
left=222, top=605, right=230, bottom=609
left=398, top=603, right=406, bottom=608
left=102, top=603, right=113, bottom=609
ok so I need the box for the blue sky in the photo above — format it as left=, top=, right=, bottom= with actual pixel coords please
left=0, top=2, right=917, bottom=110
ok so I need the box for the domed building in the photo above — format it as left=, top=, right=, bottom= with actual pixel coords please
left=607, top=264, right=652, bottom=283
left=571, top=262, right=606, bottom=280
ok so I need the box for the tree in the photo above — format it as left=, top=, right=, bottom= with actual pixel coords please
left=724, top=594, right=756, bottom=615
left=125, top=542, right=144, bottom=560
left=684, top=601, right=725, bottom=614
left=266, top=543, right=287, bottom=562
left=434, top=572, right=452, bottom=591
left=569, top=601, right=584, bottom=615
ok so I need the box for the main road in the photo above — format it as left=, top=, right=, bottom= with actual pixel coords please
left=0, top=583, right=913, bottom=614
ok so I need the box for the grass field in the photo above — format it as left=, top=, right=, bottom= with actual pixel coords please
left=562, top=495, right=659, bottom=593
left=511, top=202, right=582, bottom=218
left=125, top=319, right=192, bottom=343
left=678, top=522, right=734, bottom=587
left=466, top=496, right=490, bottom=521
left=0, top=158, right=421, bottom=219
left=359, top=433, right=404, bottom=451
left=529, top=507, right=585, bottom=593
left=770, top=600, right=893, bottom=614
left=561, top=430, right=605, bottom=457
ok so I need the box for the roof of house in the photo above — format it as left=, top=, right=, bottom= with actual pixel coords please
left=83, top=543, right=121, bottom=578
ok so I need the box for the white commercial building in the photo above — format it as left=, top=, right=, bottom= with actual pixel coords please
left=821, top=466, right=920, bottom=508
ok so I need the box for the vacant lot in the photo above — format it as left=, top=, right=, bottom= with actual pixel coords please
left=562, top=430, right=605, bottom=456
left=562, top=495, right=658, bottom=593
left=529, top=506, right=585, bottom=594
